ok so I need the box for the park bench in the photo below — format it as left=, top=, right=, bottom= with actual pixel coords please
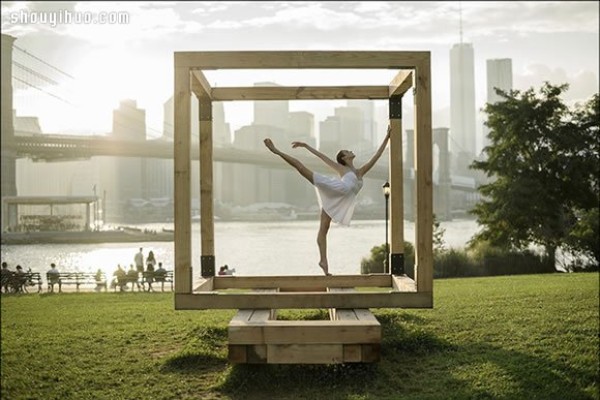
left=110, top=270, right=174, bottom=292
left=3, top=272, right=43, bottom=294
left=142, top=270, right=174, bottom=292
left=110, top=274, right=130, bottom=292
left=47, top=272, right=108, bottom=293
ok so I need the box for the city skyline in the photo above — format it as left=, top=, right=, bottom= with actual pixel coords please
left=2, top=1, right=598, bottom=148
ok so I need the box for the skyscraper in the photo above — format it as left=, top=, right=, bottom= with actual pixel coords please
left=110, top=99, right=146, bottom=221
left=450, top=42, right=477, bottom=175
left=483, top=59, right=513, bottom=151
left=253, top=82, right=289, bottom=132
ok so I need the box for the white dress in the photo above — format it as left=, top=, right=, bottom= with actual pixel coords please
left=313, top=170, right=363, bottom=226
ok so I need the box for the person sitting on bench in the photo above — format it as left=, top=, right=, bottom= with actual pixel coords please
left=47, top=263, right=62, bottom=293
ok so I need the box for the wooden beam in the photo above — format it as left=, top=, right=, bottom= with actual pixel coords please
left=211, top=86, right=390, bottom=101
left=229, top=320, right=381, bottom=345
left=267, top=344, right=344, bottom=364
left=414, top=55, right=433, bottom=293
left=194, top=277, right=214, bottom=292
left=211, top=274, right=392, bottom=290
left=174, top=51, right=431, bottom=69
left=191, top=70, right=213, bottom=100
left=391, top=276, right=417, bottom=292
left=389, top=71, right=413, bottom=97
left=176, top=291, right=433, bottom=309
left=173, top=66, right=192, bottom=293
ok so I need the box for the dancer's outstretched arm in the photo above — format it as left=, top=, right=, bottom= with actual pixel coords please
left=292, top=141, right=346, bottom=175
left=358, top=125, right=391, bottom=177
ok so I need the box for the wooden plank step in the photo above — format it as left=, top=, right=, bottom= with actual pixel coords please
left=229, top=319, right=381, bottom=345
left=229, top=343, right=381, bottom=364
left=228, top=289, right=278, bottom=364
left=228, top=288, right=382, bottom=364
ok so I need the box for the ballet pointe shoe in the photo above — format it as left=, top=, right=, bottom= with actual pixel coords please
left=319, top=262, right=332, bottom=276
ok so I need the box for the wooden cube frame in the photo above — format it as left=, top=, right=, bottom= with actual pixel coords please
left=173, top=51, right=433, bottom=310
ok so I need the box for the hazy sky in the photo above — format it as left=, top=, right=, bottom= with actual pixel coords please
left=2, top=1, right=599, bottom=140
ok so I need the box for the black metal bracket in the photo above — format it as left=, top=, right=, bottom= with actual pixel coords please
left=201, top=255, right=215, bottom=277
left=389, top=95, right=403, bottom=119
left=391, top=253, right=404, bottom=275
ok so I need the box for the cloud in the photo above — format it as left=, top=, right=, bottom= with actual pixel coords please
left=3, top=1, right=597, bottom=134
left=514, top=63, right=599, bottom=103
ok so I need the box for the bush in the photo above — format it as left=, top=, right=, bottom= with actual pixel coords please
left=361, top=242, right=415, bottom=276
left=469, top=240, right=555, bottom=275
left=364, top=241, right=556, bottom=279
left=434, top=248, right=479, bottom=278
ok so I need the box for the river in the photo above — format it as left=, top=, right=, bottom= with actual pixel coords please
left=1, top=219, right=480, bottom=278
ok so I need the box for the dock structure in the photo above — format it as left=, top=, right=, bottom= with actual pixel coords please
left=173, top=51, right=433, bottom=364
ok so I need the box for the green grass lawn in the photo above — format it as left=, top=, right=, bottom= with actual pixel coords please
left=2, top=273, right=598, bottom=400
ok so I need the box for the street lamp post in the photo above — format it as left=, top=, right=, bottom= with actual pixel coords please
left=382, top=181, right=390, bottom=274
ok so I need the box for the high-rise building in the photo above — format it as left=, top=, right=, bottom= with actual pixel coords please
left=319, top=105, right=367, bottom=156
left=287, top=111, right=316, bottom=207
left=347, top=99, right=377, bottom=145
left=253, top=82, right=289, bottom=132
left=483, top=58, right=513, bottom=151
left=162, top=95, right=200, bottom=142
left=232, top=124, right=286, bottom=206
left=450, top=42, right=477, bottom=175
left=109, top=99, right=146, bottom=221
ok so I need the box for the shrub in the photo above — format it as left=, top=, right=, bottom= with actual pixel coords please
left=361, top=242, right=415, bottom=276
left=434, top=248, right=479, bottom=278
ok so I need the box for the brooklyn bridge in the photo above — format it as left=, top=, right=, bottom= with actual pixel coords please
left=1, top=33, right=478, bottom=226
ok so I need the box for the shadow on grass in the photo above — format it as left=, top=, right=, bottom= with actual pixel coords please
left=221, top=363, right=379, bottom=400
left=214, top=311, right=595, bottom=400
left=216, top=311, right=452, bottom=400
left=160, top=325, right=229, bottom=375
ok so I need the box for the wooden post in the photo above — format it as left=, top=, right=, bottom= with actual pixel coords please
left=199, top=97, right=215, bottom=277
left=414, top=57, right=433, bottom=294
left=388, top=106, right=405, bottom=275
left=388, top=71, right=412, bottom=276
left=192, top=70, right=216, bottom=277
left=174, top=65, right=192, bottom=294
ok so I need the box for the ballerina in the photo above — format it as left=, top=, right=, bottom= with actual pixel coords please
left=264, top=125, right=391, bottom=275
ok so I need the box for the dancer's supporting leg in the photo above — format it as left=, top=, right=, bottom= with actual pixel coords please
left=317, top=210, right=332, bottom=275
left=264, top=139, right=314, bottom=184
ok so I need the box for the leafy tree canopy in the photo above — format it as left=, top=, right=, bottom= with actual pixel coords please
left=470, top=83, right=599, bottom=268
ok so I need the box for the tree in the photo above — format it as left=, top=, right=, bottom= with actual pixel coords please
left=471, top=83, right=599, bottom=269
left=433, top=214, right=447, bottom=254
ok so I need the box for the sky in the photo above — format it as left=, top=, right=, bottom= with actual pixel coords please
left=2, top=1, right=599, bottom=143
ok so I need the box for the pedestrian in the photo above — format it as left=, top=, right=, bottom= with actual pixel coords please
left=1, top=262, right=12, bottom=293
left=134, top=247, right=145, bottom=275
left=144, top=255, right=155, bottom=292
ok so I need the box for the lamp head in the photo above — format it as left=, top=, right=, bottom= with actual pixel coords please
left=382, top=181, right=390, bottom=198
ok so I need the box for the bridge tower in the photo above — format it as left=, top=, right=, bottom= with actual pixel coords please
left=433, top=128, right=452, bottom=221
left=406, top=128, right=452, bottom=221
left=1, top=33, right=17, bottom=200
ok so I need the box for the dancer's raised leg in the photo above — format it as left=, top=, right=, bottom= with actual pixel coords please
left=264, top=138, right=314, bottom=184
left=317, top=210, right=332, bottom=275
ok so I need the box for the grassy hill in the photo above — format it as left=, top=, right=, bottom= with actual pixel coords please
left=1, top=273, right=598, bottom=400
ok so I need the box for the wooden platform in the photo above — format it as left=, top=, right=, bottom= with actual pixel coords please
left=228, top=305, right=381, bottom=364
left=176, top=274, right=432, bottom=310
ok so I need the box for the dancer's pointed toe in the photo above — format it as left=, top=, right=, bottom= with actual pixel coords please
left=318, top=262, right=329, bottom=275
